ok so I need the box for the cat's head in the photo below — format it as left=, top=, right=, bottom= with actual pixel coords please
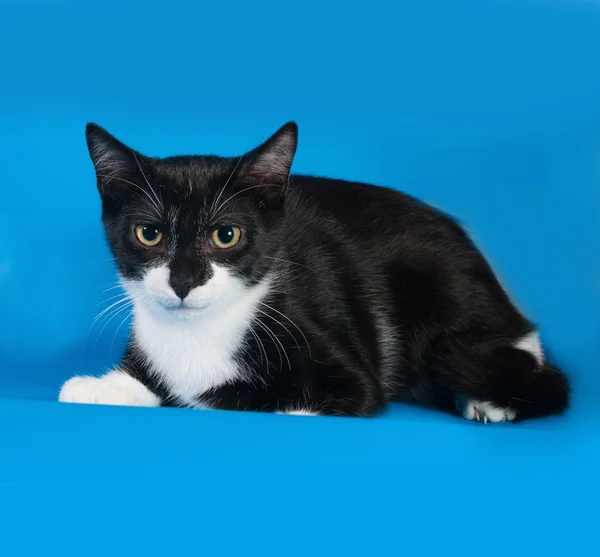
left=86, top=122, right=298, bottom=320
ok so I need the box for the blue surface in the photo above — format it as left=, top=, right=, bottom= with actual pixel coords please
left=1, top=0, right=599, bottom=554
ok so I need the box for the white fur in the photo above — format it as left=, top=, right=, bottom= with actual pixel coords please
left=59, top=369, right=161, bottom=407
left=514, top=331, right=544, bottom=366
left=124, top=263, right=272, bottom=407
left=276, top=409, right=319, bottom=416
left=463, top=400, right=516, bottom=423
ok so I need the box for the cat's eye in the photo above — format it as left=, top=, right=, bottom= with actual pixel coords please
left=135, top=225, right=163, bottom=247
left=210, top=226, right=242, bottom=249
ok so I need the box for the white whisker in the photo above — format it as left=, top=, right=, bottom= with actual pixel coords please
left=210, top=155, right=245, bottom=219
left=97, top=174, right=163, bottom=219
left=212, top=183, right=284, bottom=219
left=210, top=211, right=257, bottom=225
left=102, top=284, right=125, bottom=293
left=254, top=306, right=301, bottom=353
left=258, top=300, right=312, bottom=359
left=248, top=327, right=268, bottom=368
left=264, top=255, right=315, bottom=272
left=110, top=308, right=133, bottom=358
left=108, top=293, right=153, bottom=358
left=93, top=299, right=135, bottom=348
left=98, top=292, right=130, bottom=305
left=92, top=296, right=131, bottom=325
left=250, top=315, right=291, bottom=370
left=132, top=151, right=163, bottom=211
left=81, top=294, right=132, bottom=363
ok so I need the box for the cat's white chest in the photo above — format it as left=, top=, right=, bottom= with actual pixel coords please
left=132, top=306, right=248, bottom=407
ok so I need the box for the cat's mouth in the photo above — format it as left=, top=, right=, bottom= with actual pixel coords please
left=158, top=300, right=209, bottom=316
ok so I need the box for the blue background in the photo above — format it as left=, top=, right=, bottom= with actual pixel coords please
left=0, top=0, right=599, bottom=554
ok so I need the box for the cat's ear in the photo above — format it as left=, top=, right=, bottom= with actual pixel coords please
left=85, top=123, right=148, bottom=197
left=245, top=122, right=298, bottom=188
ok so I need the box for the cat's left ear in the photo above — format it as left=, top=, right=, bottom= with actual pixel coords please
left=245, top=122, right=298, bottom=189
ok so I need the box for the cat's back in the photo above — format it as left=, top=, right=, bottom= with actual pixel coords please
left=281, top=175, right=511, bottom=340
left=286, top=174, right=469, bottom=249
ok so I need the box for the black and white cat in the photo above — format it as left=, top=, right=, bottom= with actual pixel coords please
left=59, top=122, right=570, bottom=422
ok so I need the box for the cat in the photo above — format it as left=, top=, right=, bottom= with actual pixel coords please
left=58, top=122, right=570, bottom=422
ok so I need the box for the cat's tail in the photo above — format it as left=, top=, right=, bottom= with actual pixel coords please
left=429, top=337, right=571, bottom=422
left=508, top=361, right=570, bottom=421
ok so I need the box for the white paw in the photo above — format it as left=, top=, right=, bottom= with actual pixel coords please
left=276, top=408, right=320, bottom=416
left=59, top=370, right=161, bottom=407
left=463, top=400, right=516, bottom=424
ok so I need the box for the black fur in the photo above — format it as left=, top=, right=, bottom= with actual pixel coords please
left=86, top=122, right=570, bottom=421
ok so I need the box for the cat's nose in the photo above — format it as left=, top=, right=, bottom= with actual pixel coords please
left=170, top=278, right=194, bottom=300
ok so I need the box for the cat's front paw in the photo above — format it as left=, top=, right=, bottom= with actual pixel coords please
left=59, top=370, right=161, bottom=407
left=276, top=407, right=320, bottom=416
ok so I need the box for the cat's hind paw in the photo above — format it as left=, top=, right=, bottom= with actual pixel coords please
left=59, top=370, right=161, bottom=407
left=461, top=399, right=516, bottom=424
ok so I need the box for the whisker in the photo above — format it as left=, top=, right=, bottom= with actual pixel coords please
left=250, top=315, right=290, bottom=370
left=97, top=174, right=162, bottom=219
left=264, top=256, right=315, bottom=272
left=258, top=300, right=312, bottom=359
left=254, top=306, right=301, bottom=353
left=210, top=155, right=245, bottom=219
left=262, top=316, right=291, bottom=370
left=102, top=284, right=125, bottom=293
left=81, top=295, right=132, bottom=362
left=248, top=327, right=268, bottom=368
left=93, top=300, right=135, bottom=348
left=102, top=279, right=124, bottom=288
left=110, top=309, right=133, bottom=358
left=212, top=183, right=285, bottom=219
left=125, top=209, right=167, bottom=223
left=212, top=291, right=272, bottom=374
left=92, top=296, right=131, bottom=325
left=209, top=211, right=257, bottom=226
left=132, top=151, right=163, bottom=211
left=108, top=293, right=153, bottom=358
left=98, top=292, right=130, bottom=305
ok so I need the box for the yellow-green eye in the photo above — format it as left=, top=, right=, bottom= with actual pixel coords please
left=135, top=225, right=163, bottom=247
left=211, top=226, right=241, bottom=249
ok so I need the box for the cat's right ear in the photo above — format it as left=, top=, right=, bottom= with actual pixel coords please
left=85, top=123, right=146, bottom=196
